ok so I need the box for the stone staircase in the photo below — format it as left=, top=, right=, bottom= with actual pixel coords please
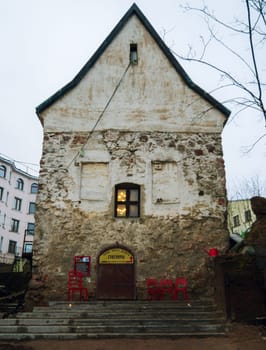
left=0, top=300, right=228, bottom=340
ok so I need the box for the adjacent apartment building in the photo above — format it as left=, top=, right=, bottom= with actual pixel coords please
left=0, top=155, right=38, bottom=263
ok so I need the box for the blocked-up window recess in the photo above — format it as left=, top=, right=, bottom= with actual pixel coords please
left=130, top=43, right=138, bottom=64
left=152, top=161, right=180, bottom=204
left=80, top=162, right=109, bottom=201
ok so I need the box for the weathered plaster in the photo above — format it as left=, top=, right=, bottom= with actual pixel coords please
left=41, top=16, right=225, bottom=134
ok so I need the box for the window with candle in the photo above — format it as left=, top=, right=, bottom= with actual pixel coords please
left=115, top=183, right=140, bottom=218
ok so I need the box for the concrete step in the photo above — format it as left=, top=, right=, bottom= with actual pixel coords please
left=0, top=317, right=225, bottom=326
left=34, top=301, right=223, bottom=313
left=15, top=313, right=224, bottom=321
left=0, top=300, right=228, bottom=340
left=47, top=300, right=217, bottom=309
left=0, top=323, right=226, bottom=332
left=14, top=313, right=224, bottom=321
left=0, top=331, right=228, bottom=341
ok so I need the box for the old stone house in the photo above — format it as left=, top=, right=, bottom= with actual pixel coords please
left=32, top=3, right=230, bottom=303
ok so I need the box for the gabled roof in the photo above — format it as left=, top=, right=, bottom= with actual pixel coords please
left=36, top=3, right=230, bottom=118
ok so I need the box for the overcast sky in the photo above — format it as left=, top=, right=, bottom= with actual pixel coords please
left=0, top=0, right=265, bottom=197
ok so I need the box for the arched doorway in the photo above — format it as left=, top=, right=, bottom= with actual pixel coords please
left=96, top=244, right=136, bottom=300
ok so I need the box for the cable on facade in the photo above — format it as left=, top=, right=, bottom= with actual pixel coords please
left=0, top=153, right=39, bottom=176
left=67, top=62, right=132, bottom=170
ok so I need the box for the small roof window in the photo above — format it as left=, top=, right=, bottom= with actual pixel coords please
left=130, top=43, right=138, bottom=64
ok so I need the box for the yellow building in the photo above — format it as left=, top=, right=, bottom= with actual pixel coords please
left=227, top=199, right=256, bottom=239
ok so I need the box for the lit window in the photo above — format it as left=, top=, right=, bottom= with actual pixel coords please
left=13, top=197, right=22, bottom=211
left=29, top=202, right=36, bottom=214
left=115, top=183, right=140, bottom=218
left=31, top=183, right=38, bottom=194
left=0, top=165, right=6, bottom=178
left=11, top=219, right=19, bottom=233
left=16, top=178, right=24, bottom=191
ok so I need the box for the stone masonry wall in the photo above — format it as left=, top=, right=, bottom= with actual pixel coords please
left=28, top=130, right=228, bottom=305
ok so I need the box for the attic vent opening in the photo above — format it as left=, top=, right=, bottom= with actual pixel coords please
left=130, top=43, right=138, bottom=64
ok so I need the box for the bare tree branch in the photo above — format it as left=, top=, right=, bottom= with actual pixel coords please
left=241, top=132, right=266, bottom=152
left=204, top=18, right=256, bottom=76
left=177, top=0, right=266, bottom=132
left=228, top=174, right=266, bottom=200
left=181, top=2, right=250, bottom=34
left=172, top=48, right=262, bottom=105
left=246, top=0, right=265, bottom=117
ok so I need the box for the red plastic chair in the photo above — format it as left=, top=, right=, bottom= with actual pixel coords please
left=146, top=278, right=159, bottom=300
left=68, top=270, right=89, bottom=301
left=172, top=278, right=188, bottom=300
left=159, top=279, right=173, bottom=300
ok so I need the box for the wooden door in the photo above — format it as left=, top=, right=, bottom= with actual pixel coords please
left=97, top=246, right=136, bottom=300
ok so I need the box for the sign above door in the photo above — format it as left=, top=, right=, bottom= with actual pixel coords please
left=99, top=248, right=133, bottom=264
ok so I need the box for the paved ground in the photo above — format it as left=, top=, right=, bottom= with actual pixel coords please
left=0, top=323, right=265, bottom=350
